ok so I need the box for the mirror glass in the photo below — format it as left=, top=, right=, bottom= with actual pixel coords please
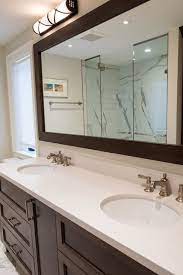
left=41, top=0, right=183, bottom=145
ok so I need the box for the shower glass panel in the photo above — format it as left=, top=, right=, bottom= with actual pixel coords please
left=100, top=62, right=133, bottom=140
left=83, top=35, right=168, bottom=143
left=84, top=56, right=102, bottom=137
left=133, top=35, right=168, bottom=144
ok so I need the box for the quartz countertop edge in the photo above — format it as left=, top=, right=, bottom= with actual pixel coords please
left=0, top=158, right=181, bottom=275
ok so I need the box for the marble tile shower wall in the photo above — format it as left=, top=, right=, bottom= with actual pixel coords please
left=84, top=55, right=168, bottom=144
left=133, top=55, right=168, bottom=143
left=85, top=57, right=101, bottom=137
left=101, top=65, right=132, bottom=139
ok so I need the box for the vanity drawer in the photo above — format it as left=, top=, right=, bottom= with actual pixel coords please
left=56, top=215, right=156, bottom=275
left=58, top=251, right=102, bottom=275
left=0, top=199, right=33, bottom=254
left=1, top=225, right=35, bottom=275
left=0, top=177, right=32, bottom=220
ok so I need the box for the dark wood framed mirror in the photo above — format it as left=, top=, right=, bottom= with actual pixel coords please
left=33, top=0, right=183, bottom=165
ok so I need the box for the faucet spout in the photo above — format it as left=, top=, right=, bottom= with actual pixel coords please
left=159, top=173, right=171, bottom=197
left=138, top=173, right=171, bottom=197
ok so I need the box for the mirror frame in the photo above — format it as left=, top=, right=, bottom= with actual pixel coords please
left=33, top=0, right=183, bottom=165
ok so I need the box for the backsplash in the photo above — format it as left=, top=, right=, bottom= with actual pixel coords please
left=39, top=141, right=183, bottom=195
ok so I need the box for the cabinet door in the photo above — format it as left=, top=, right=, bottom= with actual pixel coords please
left=0, top=177, right=32, bottom=219
left=0, top=199, right=32, bottom=254
left=35, top=201, right=59, bottom=275
left=58, top=252, right=88, bottom=275
left=56, top=214, right=156, bottom=275
left=0, top=179, right=40, bottom=275
left=2, top=225, right=35, bottom=275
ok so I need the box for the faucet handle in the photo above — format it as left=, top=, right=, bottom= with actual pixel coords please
left=47, top=152, right=58, bottom=163
left=138, top=174, right=154, bottom=192
left=63, top=156, right=71, bottom=167
left=161, top=173, right=168, bottom=182
left=176, top=184, right=183, bottom=203
left=47, top=153, right=55, bottom=159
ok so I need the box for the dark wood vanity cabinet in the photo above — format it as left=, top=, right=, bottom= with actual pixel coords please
left=56, top=215, right=156, bottom=275
left=0, top=177, right=157, bottom=275
left=0, top=177, right=39, bottom=275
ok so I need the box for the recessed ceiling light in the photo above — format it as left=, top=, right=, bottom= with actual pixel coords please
left=144, top=48, right=151, bottom=53
left=68, top=44, right=73, bottom=48
left=123, top=20, right=129, bottom=25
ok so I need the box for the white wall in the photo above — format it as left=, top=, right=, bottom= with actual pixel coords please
left=4, top=0, right=183, bottom=176
left=167, top=28, right=183, bottom=144
left=5, top=0, right=110, bottom=55
left=42, top=53, right=84, bottom=135
left=3, top=0, right=109, bottom=159
left=0, top=46, right=11, bottom=159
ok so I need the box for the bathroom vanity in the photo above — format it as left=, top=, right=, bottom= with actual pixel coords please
left=0, top=158, right=182, bottom=275
left=0, top=174, right=156, bottom=275
left=5, top=0, right=183, bottom=274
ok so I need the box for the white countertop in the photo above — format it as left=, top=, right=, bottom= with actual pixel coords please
left=0, top=158, right=183, bottom=275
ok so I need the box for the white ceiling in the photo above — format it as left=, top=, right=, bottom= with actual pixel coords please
left=45, top=0, right=183, bottom=65
left=0, top=0, right=60, bottom=45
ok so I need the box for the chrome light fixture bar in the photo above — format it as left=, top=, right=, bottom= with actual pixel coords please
left=33, top=0, right=78, bottom=35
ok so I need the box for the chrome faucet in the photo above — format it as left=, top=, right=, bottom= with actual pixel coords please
left=47, top=151, right=71, bottom=166
left=56, top=151, right=64, bottom=165
left=63, top=156, right=71, bottom=167
left=47, top=153, right=58, bottom=164
left=138, top=174, right=154, bottom=192
left=159, top=173, right=170, bottom=197
left=138, top=173, right=171, bottom=197
left=176, top=184, right=183, bottom=203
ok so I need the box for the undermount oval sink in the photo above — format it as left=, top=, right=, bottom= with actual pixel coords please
left=17, top=164, right=54, bottom=175
left=101, top=195, right=180, bottom=228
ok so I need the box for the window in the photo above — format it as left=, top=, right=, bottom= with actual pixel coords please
left=7, top=42, right=37, bottom=157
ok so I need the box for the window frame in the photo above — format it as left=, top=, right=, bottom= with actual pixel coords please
left=6, top=41, right=38, bottom=158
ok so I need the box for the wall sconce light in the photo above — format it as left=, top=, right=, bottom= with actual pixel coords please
left=33, top=0, right=78, bottom=35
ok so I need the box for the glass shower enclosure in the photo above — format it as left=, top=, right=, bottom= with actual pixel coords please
left=83, top=35, right=168, bottom=144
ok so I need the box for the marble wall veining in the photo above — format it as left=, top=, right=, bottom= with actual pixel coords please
left=133, top=54, right=168, bottom=144
left=133, top=34, right=168, bottom=144
left=83, top=41, right=168, bottom=144
left=84, top=57, right=102, bottom=137
left=101, top=65, right=131, bottom=139
left=84, top=60, right=133, bottom=140
left=118, top=63, right=134, bottom=140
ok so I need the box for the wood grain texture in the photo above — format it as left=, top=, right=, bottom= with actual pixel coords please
left=56, top=214, right=157, bottom=275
